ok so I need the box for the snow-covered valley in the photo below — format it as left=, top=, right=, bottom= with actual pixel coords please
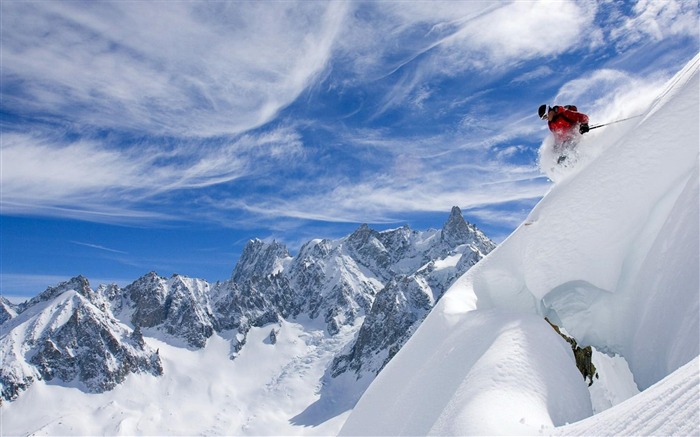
left=4, top=319, right=358, bottom=436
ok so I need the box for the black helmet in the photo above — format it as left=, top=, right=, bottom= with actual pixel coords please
left=538, top=104, right=547, bottom=119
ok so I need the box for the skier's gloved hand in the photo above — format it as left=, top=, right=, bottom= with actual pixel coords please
left=579, top=123, right=589, bottom=134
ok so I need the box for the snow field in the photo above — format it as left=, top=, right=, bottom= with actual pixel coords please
left=588, top=349, right=639, bottom=414
left=1, top=318, right=357, bottom=436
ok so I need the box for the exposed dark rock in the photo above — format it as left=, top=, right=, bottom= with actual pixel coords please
left=546, top=318, right=599, bottom=386
left=0, top=296, right=17, bottom=325
left=332, top=207, right=496, bottom=378
left=113, top=273, right=214, bottom=349
left=268, top=328, right=279, bottom=345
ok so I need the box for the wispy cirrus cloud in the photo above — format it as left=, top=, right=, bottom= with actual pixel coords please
left=610, top=0, right=699, bottom=49
left=228, top=168, right=548, bottom=227
left=207, top=123, right=548, bottom=229
left=1, top=127, right=304, bottom=222
left=2, top=0, right=698, bottom=297
left=71, top=241, right=128, bottom=254
left=1, top=1, right=348, bottom=137
left=334, top=1, right=597, bottom=117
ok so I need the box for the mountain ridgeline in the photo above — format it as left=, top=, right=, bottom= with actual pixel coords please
left=0, top=207, right=495, bottom=402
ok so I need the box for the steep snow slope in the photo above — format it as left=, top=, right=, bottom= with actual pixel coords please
left=468, top=53, right=699, bottom=389
left=341, top=54, right=699, bottom=435
left=341, top=310, right=593, bottom=436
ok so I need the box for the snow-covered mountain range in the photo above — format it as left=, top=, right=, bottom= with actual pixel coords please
left=341, top=54, right=700, bottom=436
left=1, top=206, right=495, bottom=434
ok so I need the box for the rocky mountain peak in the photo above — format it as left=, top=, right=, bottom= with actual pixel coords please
left=441, top=206, right=476, bottom=247
left=332, top=207, right=497, bottom=379
left=1, top=289, right=162, bottom=402
left=348, top=223, right=374, bottom=241
left=123, top=272, right=166, bottom=299
left=28, top=275, right=92, bottom=306
left=346, top=224, right=391, bottom=276
left=232, top=239, right=291, bottom=283
left=0, top=296, right=17, bottom=325
left=114, top=272, right=214, bottom=349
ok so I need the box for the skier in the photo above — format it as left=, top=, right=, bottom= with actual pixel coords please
left=538, top=104, right=590, bottom=163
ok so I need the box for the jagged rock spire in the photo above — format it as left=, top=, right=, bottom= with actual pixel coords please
left=441, top=206, right=475, bottom=247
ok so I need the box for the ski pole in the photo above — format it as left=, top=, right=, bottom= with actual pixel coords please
left=589, top=114, right=643, bottom=130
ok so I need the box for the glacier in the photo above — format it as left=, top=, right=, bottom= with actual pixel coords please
left=341, top=54, right=699, bottom=435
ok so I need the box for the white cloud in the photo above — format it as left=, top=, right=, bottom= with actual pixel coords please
left=1, top=0, right=693, bottom=233
left=554, top=68, right=671, bottom=126
left=71, top=241, right=128, bottom=254
left=443, top=1, right=596, bottom=66
left=0, top=127, right=304, bottom=221
left=611, top=0, right=699, bottom=47
left=216, top=137, right=548, bottom=230
left=232, top=172, right=548, bottom=228
left=511, top=66, right=555, bottom=84
left=342, top=1, right=598, bottom=116
left=328, top=2, right=506, bottom=84
left=1, top=1, right=348, bottom=137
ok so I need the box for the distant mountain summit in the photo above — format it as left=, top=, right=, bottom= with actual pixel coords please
left=442, top=206, right=489, bottom=247
left=111, top=273, right=215, bottom=349
left=0, top=207, right=495, bottom=403
left=0, top=276, right=163, bottom=402
left=231, top=239, right=292, bottom=283
left=0, top=296, right=17, bottom=325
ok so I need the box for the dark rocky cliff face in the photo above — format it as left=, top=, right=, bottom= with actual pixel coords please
left=29, top=302, right=163, bottom=392
left=231, top=239, right=291, bottom=283
left=111, top=272, right=215, bottom=349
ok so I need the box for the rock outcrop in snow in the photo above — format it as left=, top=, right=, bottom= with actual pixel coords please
left=231, top=239, right=292, bottom=283
left=110, top=273, right=215, bottom=349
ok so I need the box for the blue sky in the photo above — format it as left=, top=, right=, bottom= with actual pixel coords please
left=1, top=0, right=698, bottom=301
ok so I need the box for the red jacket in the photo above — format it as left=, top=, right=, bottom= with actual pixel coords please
left=548, top=106, right=589, bottom=144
